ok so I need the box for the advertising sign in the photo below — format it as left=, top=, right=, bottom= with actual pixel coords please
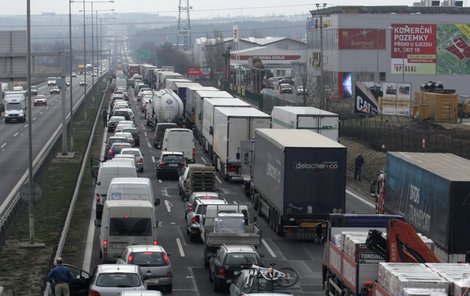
left=186, top=67, right=210, bottom=78
left=354, top=81, right=379, bottom=115
left=391, top=24, right=436, bottom=75
left=363, top=81, right=412, bottom=116
left=338, top=29, right=386, bottom=49
left=436, top=24, right=470, bottom=74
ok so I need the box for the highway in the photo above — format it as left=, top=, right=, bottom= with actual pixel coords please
left=78, top=88, right=376, bottom=296
left=0, top=76, right=92, bottom=208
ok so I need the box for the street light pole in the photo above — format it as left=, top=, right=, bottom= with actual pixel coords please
left=91, top=3, right=95, bottom=86
left=83, top=0, right=87, bottom=94
left=69, top=0, right=74, bottom=148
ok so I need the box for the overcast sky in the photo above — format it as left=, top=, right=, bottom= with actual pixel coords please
left=3, top=0, right=418, bottom=18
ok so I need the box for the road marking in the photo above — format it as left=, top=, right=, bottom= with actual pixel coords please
left=200, top=156, right=207, bottom=164
left=13, top=132, right=19, bottom=137
left=176, top=238, right=185, bottom=257
left=144, top=132, right=148, bottom=138
left=147, top=140, right=151, bottom=148
left=151, top=156, right=155, bottom=163
left=0, top=143, right=6, bottom=149
left=261, top=239, right=277, bottom=258
left=346, top=189, right=374, bottom=208
left=158, top=179, right=162, bottom=183
left=24, top=124, right=28, bottom=128
left=33, top=117, right=37, bottom=121
left=141, top=123, right=145, bottom=129
left=164, top=199, right=171, bottom=213
left=82, top=192, right=97, bottom=272
left=233, top=200, right=238, bottom=204
left=215, top=175, right=222, bottom=184
left=39, top=111, right=44, bottom=115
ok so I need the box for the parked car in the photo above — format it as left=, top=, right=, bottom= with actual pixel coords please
left=108, top=142, right=132, bottom=160
left=107, top=115, right=126, bottom=132
left=88, top=264, right=146, bottom=295
left=186, top=199, right=227, bottom=242
left=120, top=148, right=144, bottom=172
left=33, top=95, right=47, bottom=106
left=210, top=244, right=263, bottom=292
left=184, top=192, right=224, bottom=220
left=229, top=269, right=294, bottom=296
left=155, top=151, right=186, bottom=179
left=117, top=245, right=173, bottom=292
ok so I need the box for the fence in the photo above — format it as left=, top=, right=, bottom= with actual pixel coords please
left=340, top=118, right=470, bottom=159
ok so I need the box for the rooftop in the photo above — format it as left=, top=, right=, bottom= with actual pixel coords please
left=311, top=5, right=470, bottom=15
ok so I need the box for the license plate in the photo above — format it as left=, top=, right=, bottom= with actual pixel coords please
left=146, top=278, right=159, bottom=284
left=169, top=163, right=178, bottom=167
left=110, top=243, right=127, bottom=249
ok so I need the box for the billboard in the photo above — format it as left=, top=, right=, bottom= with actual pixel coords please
left=354, top=81, right=379, bottom=115
left=338, top=29, right=386, bottom=49
left=186, top=67, right=210, bottom=78
left=363, top=81, right=412, bottom=116
left=436, top=24, right=470, bottom=74
left=391, top=24, right=437, bottom=75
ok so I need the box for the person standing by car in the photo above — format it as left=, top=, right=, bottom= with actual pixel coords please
left=102, top=107, right=108, bottom=127
left=47, top=257, right=74, bottom=296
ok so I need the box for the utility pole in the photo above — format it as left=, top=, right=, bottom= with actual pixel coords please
left=315, top=3, right=327, bottom=109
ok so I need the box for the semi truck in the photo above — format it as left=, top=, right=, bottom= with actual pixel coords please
left=193, top=90, right=233, bottom=138
left=376, top=152, right=470, bottom=263
left=248, top=129, right=346, bottom=239
left=184, top=86, right=218, bottom=130
left=212, top=107, right=271, bottom=181
left=4, top=91, right=27, bottom=123
left=323, top=214, right=470, bottom=296
left=164, top=78, right=191, bottom=91
left=202, top=97, right=251, bottom=157
left=271, top=106, right=339, bottom=142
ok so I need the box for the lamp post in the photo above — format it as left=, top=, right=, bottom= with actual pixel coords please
left=95, top=11, right=114, bottom=77
left=315, top=3, right=327, bottom=109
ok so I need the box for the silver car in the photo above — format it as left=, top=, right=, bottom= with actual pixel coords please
left=89, top=264, right=146, bottom=296
left=119, top=291, right=163, bottom=296
left=117, top=245, right=173, bottom=293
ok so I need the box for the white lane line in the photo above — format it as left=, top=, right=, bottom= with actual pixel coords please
left=147, top=140, right=151, bottom=148
left=346, top=189, right=374, bottom=208
left=13, top=132, right=19, bottom=137
left=144, top=132, right=148, bottom=138
left=82, top=191, right=97, bottom=272
left=200, top=156, right=207, bottom=164
left=261, top=239, right=277, bottom=258
left=151, top=156, right=155, bottom=163
left=39, top=111, right=44, bottom=115
left=33, top=117, right=37, bottom=121
left=24, top=124, right=28, bottom=128
left=141, top=123, right=145, bottom=129
left=176, top=238, right=185, bottom=257
left=0, top=143, right=6, bottom=149
left=215, top=175, right=222, bottom=184
left=158, top=179, right=162, bottom=183
left=164, top=199, right=171, bottom=213
left=233, top=200, right=238, bottom=204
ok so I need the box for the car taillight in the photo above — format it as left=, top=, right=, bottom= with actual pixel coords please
left=191, top=216, right=197, bottom=224
left=159, top=162, right=166, bottom=167
left=103, top=240, right=107, bottom=252
left=96, top=193, right=100, bottom=203
left=192, top=148, right=196, bottom=158
left=153, top=240, right=158, bottom=245
left=228, top=166, right=239, bottom=173
left=89, top=289, right=101, bottom=296
left=179, top=161, right=185, bottom=166
left=108, top=149, right=113, bottom=157
left=188, top=206, right=192, bottom=212
left=163, top=253, right=170, bottom=265
left=127, top=254, right=133, bottom=263
left=217, top=266, right=225, bottom=277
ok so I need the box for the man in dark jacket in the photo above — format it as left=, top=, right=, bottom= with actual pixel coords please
left=354, top=153, right=364, bottom=181
left=47, top=257, right=74, bottom=296
left=102, top=107, right=108, bottom=127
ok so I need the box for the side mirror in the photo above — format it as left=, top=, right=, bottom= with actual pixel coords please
left=155, top=198, right=160, bottom=206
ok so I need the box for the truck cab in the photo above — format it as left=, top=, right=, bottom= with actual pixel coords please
left=4, top=91, right=27, bottom=123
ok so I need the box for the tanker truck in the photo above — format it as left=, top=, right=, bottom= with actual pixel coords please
left=147, top=89, right=184, bottom=128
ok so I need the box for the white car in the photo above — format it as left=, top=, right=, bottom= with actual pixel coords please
left=120, top=148, right=144, bottom=172
left=113, top=132, right=134, bottom=147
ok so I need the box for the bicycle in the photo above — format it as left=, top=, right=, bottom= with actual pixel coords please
left=245, top=263, right=299, bottom=293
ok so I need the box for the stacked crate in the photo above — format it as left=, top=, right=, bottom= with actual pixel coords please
left=426, top=263, right=470, bottom=296
left=413, top=91, right=458, bottom=123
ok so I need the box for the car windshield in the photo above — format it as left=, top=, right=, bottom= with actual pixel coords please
left=122, top=150, right=140, bottom=157
left=226, top=253, right=258, bottom=266
left=6, top=103, right=22, bottom=110
left=162, top=154, right=184, bottom=162
left=132, top=251, right=168, bottom=267
left=112, top=145, right=130, bottom=154
left=95, top=273, right=141, bottom=287
left=109, top=218, right=152, bottom=236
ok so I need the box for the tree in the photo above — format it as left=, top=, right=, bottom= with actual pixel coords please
left=306, top=71, right=338, bottom=109
left=204, top=31, right=225, bottom=78
left=155, top=43, right=192, bottom=74
left=136, top=41, right=158, bottom=65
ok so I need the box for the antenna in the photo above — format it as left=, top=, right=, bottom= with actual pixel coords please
left=177, top=0, right=192, bottom=52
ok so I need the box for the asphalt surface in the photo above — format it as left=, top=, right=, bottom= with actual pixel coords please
left=84, top=87, right=376, bottom=296
left=0, top=76, right=92, bottom=208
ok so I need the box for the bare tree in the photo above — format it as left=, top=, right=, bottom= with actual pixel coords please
left=305, top=70, right=337, bottom=109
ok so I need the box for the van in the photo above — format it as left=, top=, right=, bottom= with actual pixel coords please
left=107, top=177, right=159, bottom=206
left=94, top=160, right=137, bottom=222
left=161, top=128, right=195, bottom=163
left=99, top=200, right=158, bottom=263
left=153, top=123, right=177, bottom=149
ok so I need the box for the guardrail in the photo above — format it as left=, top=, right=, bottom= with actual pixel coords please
left=0, top=80, right=93, bottom=246
left=43, top=78, right=109, bottom=296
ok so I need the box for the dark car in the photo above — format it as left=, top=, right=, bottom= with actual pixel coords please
left=107, top=142, right=131, bottom=160
left=209, top=244, right=262, bottom=292
left=156, top=152, right=186, bottom=179
left=107, top=115, right=126, bottom=132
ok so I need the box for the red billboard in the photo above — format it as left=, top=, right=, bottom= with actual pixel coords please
left=338, top=29, right=386, bottom=49
left=186, top=67, right=210, bottom=78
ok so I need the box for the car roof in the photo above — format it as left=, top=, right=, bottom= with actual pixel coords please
left=114, top=154, right=135, bottom=159
left=197, top=199, right=227, bottom=205
left=110, top=142, right=131, bottom=148
left=161, top=151, right=184, bottom=156
left=191, top=192, right=220, bottom=198
left=223, top=244, right=257, bottom=252
left=126, top=245, right=166, bottom=253
left=121, top=148, right=141, bottom=153
left=110, top=115, right=126, bottom=120
left=108, top=136, right=128, bottom=141
left=110, top=177, right=151, bottom=185
left=97, top=264, right=140, bottom=273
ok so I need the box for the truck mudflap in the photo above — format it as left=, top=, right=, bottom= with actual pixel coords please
left=283, top=220, right=328, bottom=241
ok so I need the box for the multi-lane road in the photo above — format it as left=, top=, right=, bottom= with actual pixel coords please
left=77, top=87, right=376, bottom=296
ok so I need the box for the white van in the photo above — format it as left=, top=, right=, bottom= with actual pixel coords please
left=107, top=177, right=160, bottom=206
left=99, top=200, right=158, bottom=263
left=161, top=128, right=195, bottom=163
left=95, top=160, right=137, bottom=222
